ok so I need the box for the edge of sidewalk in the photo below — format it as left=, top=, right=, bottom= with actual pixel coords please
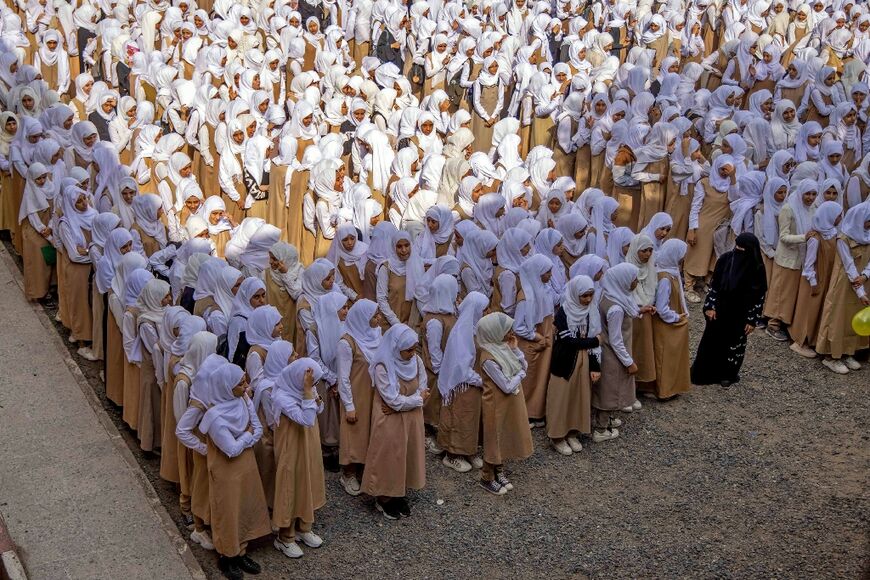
left=0, top=246, right=206, bottom=580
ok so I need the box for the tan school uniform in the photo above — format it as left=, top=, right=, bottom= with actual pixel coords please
left=637, top=158, right=669, bottom=230
left=122, top=308, right=142, bottom=430
left=649, top=272, right=691, bottom=399
left=814, top=237, right=870, bottom=358
left=516, top=293, right=554, bottom=421
left=159, top=354, right=183, bottom=483
left=338, top=335, right=374, bottom=466
left=479, top=351, right=534, bottom=466
left=137, top=321, right=162, bottom=453
left=631, top=310, right=656, bottom=384
left=61, top=230, right=93, bottom=341
left=684, top=178, right=732, bottom=278
left=360, top=370, right=426, bottom=498
left=105, top=304, right=125, bottom=405
left=265, top=271, right=298, bottom=343
left=546, top=347, right=592, bottom=439
left=789, top=236, right=836, bottom=348
left=593, top=297, right=635, bottom=412
left=421, top=312, right=456, bottom=427
left=471, top=84, right=500, bottom=152
left=21, top=207, right=53, bottom=300
left=272, top=411, right=326, bottom=537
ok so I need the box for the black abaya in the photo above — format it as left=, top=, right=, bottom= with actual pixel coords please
left=691, top=233, right=767, bottom=385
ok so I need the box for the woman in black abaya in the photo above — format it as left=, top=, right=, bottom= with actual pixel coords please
left=691, top=233, right=768, bottom=387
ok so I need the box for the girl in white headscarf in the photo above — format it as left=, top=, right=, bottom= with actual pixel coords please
left=135, top=278, right=172, bottom=452
left=818, top=139, right=848, bottom=188
left=650, top=238, right=691, bottom=398
left=846, top=154, right=870, bottom=210
left=790, top=200, right=843, bottom=357
left=815, top=203, right=870, bottom=373
left=227, top=277, right=267, bottom=364
left=685, top=155, right=737, bottom=302
left=245, top=304, right=284, bottom=384
left=494, top=227, right=533, bottom=315
left=201, top=196, right=236, bottom=258
left=360, top=323, right=428, bottom=518
left=265, top=241, right=304, bottom=344
left=376, top=229, right=414, bottom=329
left=763, top=179, right=818, bottom=342
left=326, top=222, right=368, bottom=300
left=475, top=311, right=533, bottom=494
left=436, top=291, right=489, bottom=470
left=334, top=299, right=382, bottom=494
left=547, top=274, right=602, bottom=454
left=458, top=228, right=498, bottom=298
left=626, top=234, right=658, bottom=389
left=595, top=262, right=641, bottom=431
left=58, top=184, right=97, bottom=355
left=131, top=194, right=168, bottom=256
left=19, top=163, right=55, bottom=302
left=513, top=254, right=556, bottom=426
left=194, top=259, right=239, bottom=336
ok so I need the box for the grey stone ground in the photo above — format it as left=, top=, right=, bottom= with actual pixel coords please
left=0, top=247, right=203, bottom=580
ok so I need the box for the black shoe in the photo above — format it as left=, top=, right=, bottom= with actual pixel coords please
left=376, top=499, right=400, bottom=520
left=237, top=554, right=261, bottom=575
left=323, top=453, right=341, bottom=473
left=218, top=556, right=243, bottom=580
left=393, top=497, right=410, bottom=518
left=720, top=380, right=731, bottom=388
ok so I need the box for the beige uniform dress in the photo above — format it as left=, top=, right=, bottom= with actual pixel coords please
left=815, top=237, right=870, bottom=358
left=338, top=335, right=374, bottom=466
left=479, top=351, right=534, bottom=466
left=273, top=411, right=326, bottom=539
left=790, top=236, right=836, bottom=348
left=593, top=297, right=636, bottom=414
left=650, top=272, right=691, bottom=398
left=684, top=177, right=732, bottom=279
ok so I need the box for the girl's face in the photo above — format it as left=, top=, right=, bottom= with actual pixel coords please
left=655, top=225, right=671, bottom=240
left=844, top=110, right=858, bottom=126
left=471, top=182, right=484, bottom=202
left=322, top=271, right=335, bottom=290
left=302, top=114, right=313, bottom=127
left=120, top=241, right=132, bottom=254
left=231, top=378, right=247, bottom=397
left=160, top=292, right=172, bottom=306
left=579, top=291, right=594, bottom=306
left=426, top=217, right=440, bottom=233
left=718, top=164, right=733, bottom=179
left=341, top=234, right=356, bottom=251
left=540, top=270, right=552, bottom=283
left=21, top=94, right=34, bottom=111
left=353, top=108, right=366, bottom=123
left=231, top=276, right=244, bottom=295
left=252, top=74, right=261, bottom=90
left=209, top=209, right=223, bottom=224
left=307, top=20, right=319, bottom=33
left=232, top=130, right=244, bottom=145
left=637, top=247, right=653, bottom=263
left=667, top=139, right=676, bottom=154
left=180, top=163, right=193, bottom=178
left=439, top=99, right=451, bottom=113
left=249, top=288, right=266, bottom=308
left=4, top=118, right=17, bottom=134
left=668, top=62, right=679, bottom=74
left=854, top=92, right=867, bottom=108
left=246, top=122, right=256, bottom=138
left=184, top=196, right=201, bottom=213
left=395, top=239, right=411, bottom=261
left=420, top=120, right=434, bottom=135
left=774, top=186, right=787, bottom=203
left=399, top=346, right=416, bottom=361
left=763, top=52, right=772, bottom=64
left=725, top=93, right=736, bottom=107
left=802, top=189, right=817, bottom=206
left=338, top=301, right=350, bottom=321
left=827, top=153, right=842, bottom=165
left=83, top=80, right=94, bottom=94
left=102, top=98, right=116, bottom=114
left=369, top=310, right=382, bottom=328
left=272, top=321, right=284, bottom=337
left=594, top=100, right=607, bottom=115
left=28, top=131, right=43, bottom=144
left=290, top=16, right=300, bottom=27
left=649, top=105, right=661, bottom=124
left=629, top=278, right=639, bottom=290
left=825, top=73, right=836, bottom=87
left=370, top=214, right=381, bottom=227
left=46, top=40, right=58, bottom=50
left=520, top=243, right=531, bottom=257
left=488, top=62, right=499, bottom=75
left=788, top=64, right=799, bottom=79
left=34, top=174, right=48, bottom=186
left=593, top=269, right=603, bottom=282
left=613, top=111, right=626, bottom=122
left=268, top=253, right=282, bottom=271
left=74, top=194, right=89, bottom=212
left=258, top=99, right=269, bottom=114
left=552, top=240, right=564, bottom=257
left=722, top=142, right=733, bottom=155
left=824, top=187, right=838, bottom=202
left=547, top=198, right=562, bottom=214
left=574, top=227, right=587, bottom=239
left=436, top=42, right=447, bottom=54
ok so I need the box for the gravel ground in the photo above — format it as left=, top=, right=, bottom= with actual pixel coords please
left=8, top=244, right=867, bottom=579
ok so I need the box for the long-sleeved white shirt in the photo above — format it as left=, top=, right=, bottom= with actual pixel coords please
left=497, top=269, right=518, bottom=315
left=373, top=358, right=427, bottom=412
left=837, top=238, right=870, bottom=299
left=139, top=321, right=165, bottom=389
left=207, top=398, right=263, bottom=458
left=306, top=329, right=338, bottom=386
left=376, top=265, right=403, bottom=327
left=59, top=222, right=92, bottom=264
left=654, top=277, right=681, bottom=323
left=481, top=346, right=527, bottom=395
left=176, top=404, right=207, bottom=455
left=605, top=304, right=633, bottom=367
left=424, top=318, right=445, bottom=373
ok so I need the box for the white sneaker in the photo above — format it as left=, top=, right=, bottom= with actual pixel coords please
left=77, top=347, right=98, bottom=361
left=99, top=370, right=105, bottom=383
left=592, top=429, right=620, bottom=443
left=844, top=356, right=862, bottom=371
left=822, top=359, right=849, bottom=375
left=789, top=342, right=818, bottom=358
left=469, top=454, right=484, bottom=469
left=55, top=313, right=63, bottom=322
left=442, top=454, right=472, bottom=473
left=425, top=436, right=443, bottom=454
left=632, top=399, right=642, bottom=411
left=621, top=406, right=634, bottom=413
left=274, top=538, right=303, bottom=558
left=340, top=474, right=361, bottom=496
left=296, top=531, right=323, bottom=548
left=190, top=530, right=214, bottom=551
left=67, top=334, right=76, bottom=343
left=552, top=439, right=573, bottom=456
left=566, top=436, right=583, bottom=452
left=608, top=417, right=624, bottom=428
left=685, top=289, right=702, bottom=303
left=529, top=419, right=546, bottom=428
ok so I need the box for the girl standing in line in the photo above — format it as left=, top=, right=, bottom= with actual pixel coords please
left=651, top=239, right=692, bottom=399
left=199, top=362, right=271, bottom=579
left=336, top=299, right=382, bottom=496
left=271, top=358, right=327, bottom=559
left=476, top=312, right=534, bottom=495
left=266, top=242, right=304, bottom=342
left=361, top=324, right=428, bottom=520
left=593, top=263, right=641, bottom=441
left=547, top=276, right=601, bottom=456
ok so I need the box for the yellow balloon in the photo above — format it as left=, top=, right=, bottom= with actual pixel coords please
left=853, top=307, right=870, bottom=337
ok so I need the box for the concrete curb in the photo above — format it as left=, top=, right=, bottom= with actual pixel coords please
left=0, top=247, right=206, bottom=580
left=0, top=513, right=27, bottom=580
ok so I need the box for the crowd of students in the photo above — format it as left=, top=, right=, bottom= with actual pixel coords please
left=1, top=0, right=870, bottom=575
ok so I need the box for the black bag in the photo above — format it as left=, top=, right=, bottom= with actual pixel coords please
left=446, top=69, right=465, bottom=106
left=231, top=331, right=252, bottom=368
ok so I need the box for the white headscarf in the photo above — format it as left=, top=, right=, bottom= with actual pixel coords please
left=601, top=262, right=640, bottom=317
left=517, top=254, right=555, bottom=330
left=367, top=323, right=420, bottom=386
left=344, top=299, right=382, bottom=362
left=476, top=312, right=523, bottom=378
left=626, top=234, right=656, bottom=306
left=561, top=274, right=601, bottom=338
left=437, top=291, right=490, bottom=402
left=312, top=291, right=348, bottom=370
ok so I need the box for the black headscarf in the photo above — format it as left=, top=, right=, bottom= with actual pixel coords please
left=720, top=232, right=767, bottom=295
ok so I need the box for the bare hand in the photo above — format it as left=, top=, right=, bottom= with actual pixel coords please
left=852, top=275, right=868, bottom=288
left=590, top=371, right=601, bottom=383
left=705, top=309, right=716, bottom=320
left=77, top=246, right=88, bottom=256
left=626, top=363, right=639, bottom=375
left=381, top=402, right=393, bottom=415
left=303, top=367, right=315, bottom=391
left=246, top=424, right=254, bottom=435
left=810, top=284, right=820, bottom=297
left=744, top=324, right=755, bottom=335
left=236, top=198, right=246, bottom=210
left=346, top=410, right=357, bottom=424
left=687, top=229, right=697, bottom=246
left=421, top=388, right=430, bottom=402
